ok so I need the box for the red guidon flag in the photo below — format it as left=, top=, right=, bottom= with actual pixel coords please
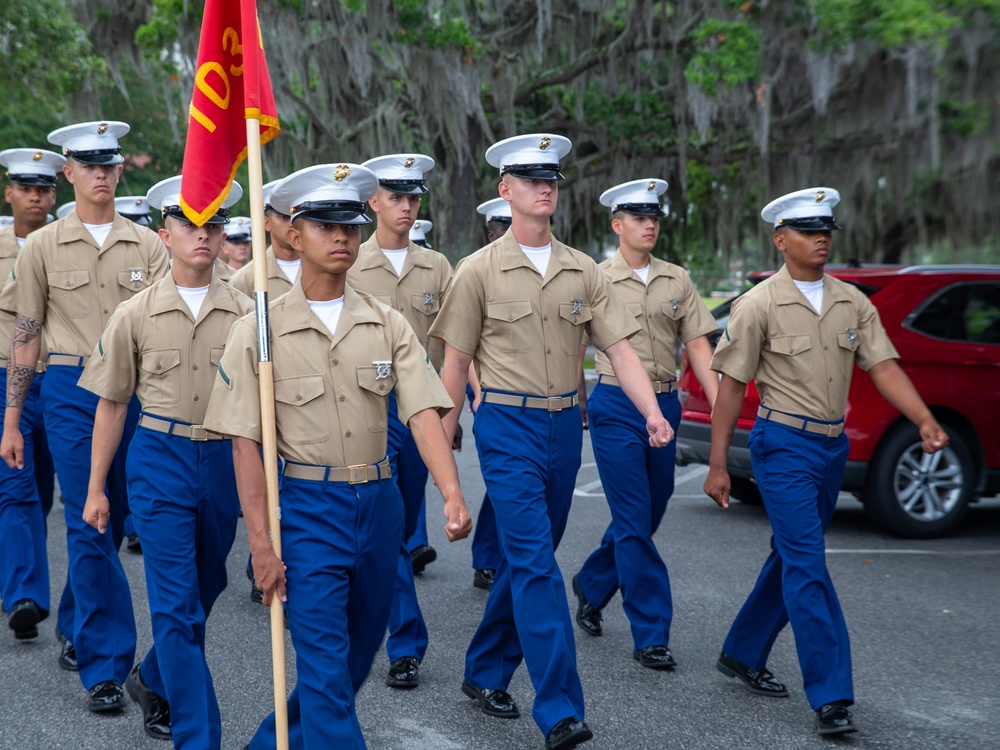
left=180, top=0, right=280, bottom=225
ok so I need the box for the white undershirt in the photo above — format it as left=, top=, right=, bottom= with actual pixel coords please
left=82, top=221, right=113, bottom=248
left=793, top=278, right=825, bottom=314
left=308, top=296, right=344, bottom=337
left=176, top=284, right=210, bottom=319
left=634, top=264, right=651, bottom=285
left=276, top=257, right=301, bottom=284
left=15, top=236, right=25, bottom=248
left=381, top=247, right=408, bottom=276
left=519, top=243, right=552, bottom=276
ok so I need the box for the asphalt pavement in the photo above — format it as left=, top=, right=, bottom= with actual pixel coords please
left=1, top=403, right=998, bottom=750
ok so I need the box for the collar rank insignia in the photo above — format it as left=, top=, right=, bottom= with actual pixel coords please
left=670, top=298, right=680, bottom=314
left=571, top=298, right=582, bottom=316
left=373, top=360, right=392, bottom=380
left=423, top=291, right=434, bottom=306
left=129, top=267, right=144, bottom=282
left=847, top=327, right=858, bottom=344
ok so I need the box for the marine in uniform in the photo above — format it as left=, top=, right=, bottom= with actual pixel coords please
left=704, top=187, right=949, bottom=735
left=229, top=179, right=301, bottom=300
left=0, top=120, right=169, bottom=712
left=203, top=163, right=470, bottom=749
left=430, top=134, right=674, bottom=750
left=222, top=215, right=252, bottom=270
left=78, top=176, right=249, bottom=746
left=0, top=148, right=63, bottom=642
left=347, top=153, right=453, bottom=689
left=571, top=179, right=719, bottom=669
left=463, top=197, right=513, bottom=591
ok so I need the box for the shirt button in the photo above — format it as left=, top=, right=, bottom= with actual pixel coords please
left=378, top=384, right=385, bottom=391
left=295, top=394, right=302, bottom=401
left=103, top=309, right=108, bottom=314
left=332, top=359, right=339, bottom=366
left=155, top=364, right=162, bottom=371
left=192, top=364, right=198, bottom=370
left=546, top=348, right=551, bottom=354
left=339, top=395, right=346, bottom=402
left=193, top=395, right=199, bottom=401
left=824, top=345, right=829, bottom=351
left=100, top=283, right=105, bottom=288
left=543, top=315, right=548, bottom=321
left=192, top=333, right=197, bottom=340
left=828, top=377, right=833, bottom=382
left=345, top=430, right=352, bottom=437
left=508, top=315, right=513, bottom=321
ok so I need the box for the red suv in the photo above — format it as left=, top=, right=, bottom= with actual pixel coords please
left=676, top=265, right=1000, bottom=538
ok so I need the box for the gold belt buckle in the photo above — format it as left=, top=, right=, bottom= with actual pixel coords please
left=652, top=381, right=663, bottom=394
left=827, top=424, right=841, bottom=438
left=547, top=396, right=565, bottom=412
left=347, top=464, right=369, bottom=485
left=189, top=425, right=209, bottom=442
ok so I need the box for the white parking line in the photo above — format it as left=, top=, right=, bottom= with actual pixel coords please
left=573, top=463, right=709, bottom=497
left=825, top=549, right=1000, bottom=556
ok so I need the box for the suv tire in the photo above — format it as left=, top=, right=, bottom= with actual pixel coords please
left=862, top=423, right=975, bottom=539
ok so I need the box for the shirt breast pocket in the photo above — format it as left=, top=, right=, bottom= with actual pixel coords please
left=836, top=330, right=861, bottom=378
left=486, top=299, right=533, bottom=353
left=140, top=348, right=182, bottom=406
left=117, top=269, right=153, bottom=295
left=356, top=365, right=397, bottom=433
left=768, top=333, right=814, bottom=384
left=557, top=302, right=593, bottom=354
left=210, top=346, right=225, bottom=367
left=273, top=375, right=330, bottom=444
left=410, top=293, right=441, bottom=317
left=47, top=269, right=91, bottom=319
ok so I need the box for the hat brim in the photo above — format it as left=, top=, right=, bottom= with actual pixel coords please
left=777, top=216, right=840, bottom=231
left=378, top=180, right=428, bottom=195
left=412, top=239, right=433, bottom=249
left=612, top=204, right=665, bottom=217
left=294, top=209, right=372, bottom=225
left=225, top=233, right=251, bottom=241
left=69, top=151, right=124, bottom=166
left=503, top=166, right=565, bottom=181
left=486, top=216, right=513, bottom=226
left=7, top=175, right=58, bottom=188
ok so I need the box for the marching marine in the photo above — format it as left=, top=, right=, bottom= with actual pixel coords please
left=203, top=163, right=470, bottom=748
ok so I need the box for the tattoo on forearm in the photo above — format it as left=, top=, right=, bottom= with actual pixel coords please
left=7, top=315, right=41, bottom=409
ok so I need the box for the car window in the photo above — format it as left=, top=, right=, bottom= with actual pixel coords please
left=907, top=282, right=1000, bottom=344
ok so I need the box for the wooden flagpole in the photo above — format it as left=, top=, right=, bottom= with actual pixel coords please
left=245, top=117, right=289, bottom=750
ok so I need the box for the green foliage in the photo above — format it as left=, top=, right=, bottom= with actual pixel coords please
left=813, top=0, right=960, bottom=49
left=135, top=0, right=195, bottom=50
left=684, top=19, right=762, bottom=95
left=0, top=0, right=106, bottom=117
left=939, top=99, right=989, bottom=136
left=389, top=0, right=482, bottom=57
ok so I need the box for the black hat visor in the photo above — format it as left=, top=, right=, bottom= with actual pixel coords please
left=378, top=179, right=428, bottom=195
left=7, top=173, right=58, bottom=188
left=612, top=202, right=665, bottom=217
left=501, top=164, right=565, bottom=181
left=777, top=215, right=840, bottom=231
left=68, top=149, right=124, bottom=166
left=293, top=200, right=372, bottom=226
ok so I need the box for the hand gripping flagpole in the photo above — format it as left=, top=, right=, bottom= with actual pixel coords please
left=246, top=116, right=288, bottom=750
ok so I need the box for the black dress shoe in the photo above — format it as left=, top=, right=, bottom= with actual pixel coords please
left=386, top=656, right=420, bottom=688
left=545, top=717, right=593, bottom=750
left=410, top=544, right=437, bottom=574
left=8, top=599, right=41, bottom=640
left=571, top=575, right=602, bottom=637
left=126, top=664, right=171, bottom=739
left=473, top=568, right=495, bottom=590
left=716, top=651, right=788, bottom=697
left=126, top=532, right=142, bottom=554
left=816, top=702, right=857, bottom=735
left=633, top=645, right=676, bottom=670
left=87, top=680, right=125, bottom=712
left=56, top=627, right=79, bottom=672
left=461, top=679, right=519, bottom=719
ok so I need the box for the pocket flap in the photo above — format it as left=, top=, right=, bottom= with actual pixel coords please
left=47, top=269, right=90, bottom=291
left=836, top=330, right=861, bottom=352
left=770, top=334, right=812, bottom=356
left=558, top=302, right=593, bottom=325
left=627, top=302, right=644, bottom=319
left=210, top=346, right=225, bottom=367
left=140, top=348, right=181, bottom=374
left=411, top=293, right=441, bottom=316
left=487, top=299, right=532, bottom=323
left=661, top=300, right=682, bottom=319
left=356, top=365, right=396, bottom=395
left=274, top=375, right=325, bottom=406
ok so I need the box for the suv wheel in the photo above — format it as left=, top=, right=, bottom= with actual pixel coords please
left=730, top=476, right=763, bottom=505
left=862, top=424, right=975, bottom=539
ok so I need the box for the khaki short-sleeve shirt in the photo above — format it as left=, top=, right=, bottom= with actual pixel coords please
left=78, top=275, right=252, bottom=423
left=203, top=282, right=452, bottom=467
left=429, top=231, right=640, bottom=395
left=229, top=247, right=295, bottom=299
left=2, top=212, right=169, bottom=357
left=347, top=236, right=453, bottom=368
left=594, top=252, right=718, bottom=381
left=0, top=231, right=48, bottom=370
left=711, top=265, right=898, bottom=421
left=213, top=260, right=235, bottom=283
